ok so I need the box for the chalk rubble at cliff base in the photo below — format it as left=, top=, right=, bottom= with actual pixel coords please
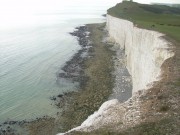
left=58, top=15, right=174, bottom=134
left=57, top=92, right=144, bottom=135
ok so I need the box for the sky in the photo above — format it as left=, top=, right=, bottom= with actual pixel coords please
left=0, top=0, right=119, bottom=14
left=0, top=0, right=179, bottom=15
left=0, top=0, right=179, bottom=29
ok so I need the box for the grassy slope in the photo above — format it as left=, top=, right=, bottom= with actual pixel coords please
left=108, top=1, right=180, bottom=42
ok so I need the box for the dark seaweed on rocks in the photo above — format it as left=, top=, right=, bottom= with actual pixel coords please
left=0, top=26, right=94, bottom=135
left=0, top=120, right=28, bottom=135
left=58, top=26, right=91, bottom=88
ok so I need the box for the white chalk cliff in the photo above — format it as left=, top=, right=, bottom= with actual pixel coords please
left=107, top=15, right=174, bottom=93
left=57, top=15, right=174, bottom=134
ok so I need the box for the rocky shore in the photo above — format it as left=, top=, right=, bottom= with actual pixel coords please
left=58, top=26, right=90, bottom=85
left=50, top=26, right=92, bottom=108
left=55, top=23, right=116, bottom=132
left=0, top=23, right=133, bottom=135
left=0, top=26, right=92, bottom=135
left=0, top=23, right=116, bottom=135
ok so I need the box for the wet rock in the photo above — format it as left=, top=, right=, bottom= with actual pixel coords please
left=3, top=122, right=8, bottom=125
left=57, top=94, right=63, bottom=98
left=58, top=25, right=91, bottom=87
left=9, top=121, right=17, bottom=125
left=50, top=96, right=56, bottom=101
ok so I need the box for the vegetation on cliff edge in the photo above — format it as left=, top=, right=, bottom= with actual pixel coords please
left=108, top=1, right=180, bottom=42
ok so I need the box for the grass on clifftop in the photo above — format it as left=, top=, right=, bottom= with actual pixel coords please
left=108, top=1, right=180, bottom=42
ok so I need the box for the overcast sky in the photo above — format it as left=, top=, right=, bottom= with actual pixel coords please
left=0, top=0, right=179, bottom=15
left=0, top=0, right=179, bottom=27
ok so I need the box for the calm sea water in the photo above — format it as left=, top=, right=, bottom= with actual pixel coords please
left=0, top=0, right=120, bottom=122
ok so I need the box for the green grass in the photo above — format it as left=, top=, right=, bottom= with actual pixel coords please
left=108, top=1, right=180, bottom=43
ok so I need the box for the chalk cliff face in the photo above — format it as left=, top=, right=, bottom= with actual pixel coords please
left=58, top=15, right=175, bottom=134
left=107, top=15, right=174, bottom=93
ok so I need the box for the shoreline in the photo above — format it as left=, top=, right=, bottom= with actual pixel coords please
left=0, top=23, right=118, bottom=135
left=56, top=23, right=116, bottom=132
left=0, top=26, right=91, bottom=135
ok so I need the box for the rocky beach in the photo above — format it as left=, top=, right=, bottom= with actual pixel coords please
left=0, top=25, right=91, bottom=135
left=0, top=23, right=132, bottom=135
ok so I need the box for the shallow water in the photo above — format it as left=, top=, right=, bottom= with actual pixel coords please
left=0, top=0, right=120, bottom=122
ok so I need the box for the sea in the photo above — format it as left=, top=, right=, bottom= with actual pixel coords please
left=0, top=0, right=120, bottom=122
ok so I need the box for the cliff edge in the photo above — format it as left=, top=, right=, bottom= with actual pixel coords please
left=58, top=2, right=180, bottom=135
